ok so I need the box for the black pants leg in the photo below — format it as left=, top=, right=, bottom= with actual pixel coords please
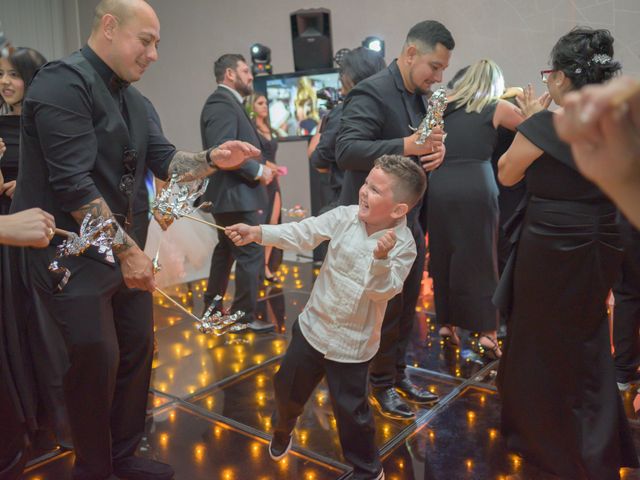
left=110, top=287, right=154, bottom=461
left=205, top=211, right=263, bottom=320
left=395, top=224, right=426, bottom=381
left=325, top=358, right=381, bottom=479
left=28, top=249, right=152, bottom=480
left=613, top=222, right=640, bottom=383
left=272, top=321, right=324, bottom=438
left=370, top=221, right=425, bottom=387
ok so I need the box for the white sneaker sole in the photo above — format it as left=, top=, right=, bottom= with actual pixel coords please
left=268, top=436, right=292, bottom=461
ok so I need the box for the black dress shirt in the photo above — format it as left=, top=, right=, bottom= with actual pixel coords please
left=11, top=46, right=175, bottom=232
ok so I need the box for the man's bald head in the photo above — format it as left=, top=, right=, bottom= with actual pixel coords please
left=92, top=0, right=150, bottom=32
left=88, top=0, right=160, bottom=83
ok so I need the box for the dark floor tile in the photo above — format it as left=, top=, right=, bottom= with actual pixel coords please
left=254, top=289, right=310, bottom=335
left=405, top=313, right=497, bottom=381
left=149, top=390, right=174, bottom=410
left=151, top=321, right=286, bottom=398
left=22, top=405, right=345, bottom=480
left=190, top=364, right=457, bottom=465
left=381, top=386, right=563, bottom=480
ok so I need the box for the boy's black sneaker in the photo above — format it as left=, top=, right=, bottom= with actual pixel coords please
left=268, top=433, right=292, bottom=461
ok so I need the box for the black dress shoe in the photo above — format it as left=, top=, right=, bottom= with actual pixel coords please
left=370, top=387, right=415, bottom=420
left=113, top=456, right=174, bottom=480
left=245, top=319, right=275, bottom=333
left=395, top=378, right=439, bottom=404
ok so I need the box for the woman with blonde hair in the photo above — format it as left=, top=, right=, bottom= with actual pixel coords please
left=429, top=59, right=535, bottom=357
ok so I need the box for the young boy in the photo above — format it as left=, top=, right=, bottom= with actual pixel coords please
left=225, top=155, right=427, bottom=480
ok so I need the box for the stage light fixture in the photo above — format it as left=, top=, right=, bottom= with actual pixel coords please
left=250, top=43, right=272, bottom=76
left=362, top=36, right=385, bottom=57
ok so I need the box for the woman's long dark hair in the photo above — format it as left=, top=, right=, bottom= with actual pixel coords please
left=0, top=47, right=46, bottom=110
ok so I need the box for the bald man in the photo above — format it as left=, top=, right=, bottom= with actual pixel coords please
left=10, top=1, right=259, bottom=479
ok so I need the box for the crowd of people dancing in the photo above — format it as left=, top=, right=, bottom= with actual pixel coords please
left=1, top=0, right=640, bottom=479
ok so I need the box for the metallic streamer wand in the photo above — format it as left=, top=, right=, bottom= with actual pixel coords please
left=151, top=174, right=247, bottom=335
left=411, top=87, right=447, bottom=145
left=48, top=214, right=117, bottom=291
left=151, top=174, right=225, bottom=231
left=155, top=287, right=247, bottom=336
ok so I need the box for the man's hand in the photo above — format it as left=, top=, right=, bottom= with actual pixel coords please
left=373, top=229, right=396, bottom=260
left=403, top=127, right=445, bottom=158
left=0, top=137, right=6, bottom=159
left=210, top=140, right=261, bottom=170
left=152, top=210, right=173, bottom=231
left=0, top=180, right=16, bottom=199
left=117, top=246, right=156, bottom=291
left=225, top=223, right=262, bottom=246
left=0, top=208, right=56, bottom=248
left=554, top=76, right=640, bottom=191
left=259, top=166, right=274, bottom=185
left=419, top=143, right=446, bottom=172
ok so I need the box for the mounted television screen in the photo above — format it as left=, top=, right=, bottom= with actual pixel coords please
left=255, top=69, right=340, bottom=142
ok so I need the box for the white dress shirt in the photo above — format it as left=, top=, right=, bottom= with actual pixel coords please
left=261, top=205, right=417, bottom=363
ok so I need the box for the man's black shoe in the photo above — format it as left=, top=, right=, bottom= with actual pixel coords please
left=395, top=378, right=439, bottom=405
left=113, top=456, right=174, bottom=480
left=370, top=387, right=415, bottom=420
left=268, top=433, right=292, bottom=461
left=245, top=319, right=275, bottom=333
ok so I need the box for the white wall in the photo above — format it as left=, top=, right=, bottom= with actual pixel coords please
left=0, top=0, right=80, bottom=61
left=5, top=0, right=640, bottom=210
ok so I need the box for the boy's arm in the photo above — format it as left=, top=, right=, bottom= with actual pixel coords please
left=260, top=207, right=347, bottom=252
left=226, top=206, right=347, bottom=252
left=364, top=231, right=417, bottom=302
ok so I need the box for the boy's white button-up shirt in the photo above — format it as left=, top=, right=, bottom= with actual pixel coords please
left=261, top=205, right=416, bottom=363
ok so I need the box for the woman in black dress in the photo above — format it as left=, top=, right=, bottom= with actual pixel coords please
left=1, top=46, right=49, bottom=474
left=428, top=59, right=529, bottom=357
left=496, top=28, right=638, bottom=479
left=246, top=93, right=282, bottom=281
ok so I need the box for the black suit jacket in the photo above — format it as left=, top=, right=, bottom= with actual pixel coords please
left=200, top=86, right=267, bottom=214
left=335, top=60, right=426, bottom=206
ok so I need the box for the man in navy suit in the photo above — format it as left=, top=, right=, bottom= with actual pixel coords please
left=200, top=54, right=275, bottom=333
left=337, top=20, right=454, bottom=420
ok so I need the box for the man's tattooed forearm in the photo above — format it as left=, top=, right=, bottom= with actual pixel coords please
left=71, top=197, right=136, bottom=255
left=167, top=150, right=216, bottom=182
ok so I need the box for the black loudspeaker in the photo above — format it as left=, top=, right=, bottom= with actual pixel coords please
left=290, top=8, right=333, bottom=71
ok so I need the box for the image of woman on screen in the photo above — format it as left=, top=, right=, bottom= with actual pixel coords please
left=246, top=93, right=283, bottom=281
left=295, top=76, right=320, bottom=136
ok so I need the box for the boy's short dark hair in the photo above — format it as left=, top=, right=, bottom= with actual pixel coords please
left=374, top=155, right=427, bottom=208
left=213, top=53, right=245, bottom=82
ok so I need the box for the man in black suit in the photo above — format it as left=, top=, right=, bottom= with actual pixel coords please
left=201, top=54, right=275, bottom=333
left=10, top=1, right=259, bottom=478
left=336, top=20, right=454, bottom=420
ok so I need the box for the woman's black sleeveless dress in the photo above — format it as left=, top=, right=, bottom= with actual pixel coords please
left=496, top=110, right=638, bottom=479
left=428, top=102, right=500, bottom=332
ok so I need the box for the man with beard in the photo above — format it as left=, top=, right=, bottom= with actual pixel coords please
left=200, top=54, right=275, bottom=332
left=336, top=20, right=454, bottom=420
